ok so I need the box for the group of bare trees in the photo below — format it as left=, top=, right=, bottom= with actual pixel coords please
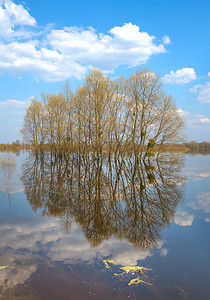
left=21, top=69, right=185, bottom=152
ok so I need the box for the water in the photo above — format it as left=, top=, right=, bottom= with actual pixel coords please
left=0, top=151, right=210, bottom=299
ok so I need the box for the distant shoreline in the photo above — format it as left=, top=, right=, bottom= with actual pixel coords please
left=1, top=142, right=210, bottom=154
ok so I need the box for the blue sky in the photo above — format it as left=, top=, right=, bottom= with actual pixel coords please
left=0, top=0, right=209, bottom=142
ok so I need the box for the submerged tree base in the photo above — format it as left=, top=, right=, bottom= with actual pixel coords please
left=0, top=143, right=189, bottom=154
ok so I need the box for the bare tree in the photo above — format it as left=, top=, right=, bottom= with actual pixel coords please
left=61, top=80, right=74, bottom=149
left=43, top=93, right=68, bottom=148
left=20, top=98, right=46, bottom=147
left=125, top=70, right=185, bottom=154
left=20, top=69, right=185, bottom=152
left=75, top=69, right=114, bottom=152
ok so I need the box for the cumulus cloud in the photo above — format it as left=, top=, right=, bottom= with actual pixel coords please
left=184, top=163, right=210, bottom=181
left=160, top=248, right=168, bottom=257
left=0, top=2, right=170, bottom=81
left=0, top=251, right=39, bottom=294
left=185, top=170, right=210, bottom=181
left=0, top=214, right=167, bottom=273
left=162, top=35, right=171, bottom=45
left=0, top=98, right=30, bottom=115
left=176, top=108, right=189, bottom=117
left=189, top=191, right=210, bottom=213
left=0, top=216, right=63, bottom=250
left=188, top=114, right=210, bottom=128
left=199, top=118, right=210, bottom=124
left=0, top=99, right=30, bottom=108
left=162, top=68, right=197, bottom=85
left=0, top=0, right=36, bottom=39
left=48, top=235, right=156, bottom=267
left=174, top=210, right=194, bottom=226
left=0, top=224, right=164, bottom=293
left=197, top=172, right=210, bottom=178
left=0, top=97, right=33, bottom=142
left=190, top=81, right=210, bottom=103
left=48, top=23, right=166, bottom=72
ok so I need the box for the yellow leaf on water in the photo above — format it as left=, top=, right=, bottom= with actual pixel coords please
left=104, top=261, right=152, bottom=287
left=103, top=259, right=115, bottom=269
left=128, top=277, right=152, bottom=286
left=0, top=266, right=9, bottom=270
left=114, top=273, right=122, bottom=276
left=119, top=266, right=152, bottom=274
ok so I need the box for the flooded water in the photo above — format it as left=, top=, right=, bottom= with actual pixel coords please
left=0, top=151, right=210, bottom=300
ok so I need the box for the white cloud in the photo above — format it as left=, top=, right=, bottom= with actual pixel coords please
left=0, top=214, right=167, bottom=271
left=189, top=191, right=210, bottom=213
left=3, top=0, right=36, bottom=26
left=190, top=81, right=210, bottom=103
left=199, top=118, right=210, bottom=124
left=176, top=108, right=189, bottom=117
left=184, top=165, right=210, bottom=181
left=160, top=248, right=168, bottom=257
left=162, top=68, right=197, bottom=85
left=162, top=35, right=171, bottom=45
left=0, top=251, right=38, bottom=293
left=197, top=172, right=210, bottom=178
left=47, top=23, right=166, bottom=73
left=0, top=0, right=36, bottom=39
left=0, top=99, right=30, bottom=115
left=184, top=157, right=210, bottom=181
left=187, top=124, right=199, bottom=129
left=187, top=114, right=210, bottom=128
left=48, top=236, right=156, bottom=267
left=0, top=97, right=33, bottom=142
left=174, top=210, right=194, bottom=226
left=0, top=1, right=170, bottom=81
left=0, top=40, right=87, bottom=81
left=0, top=99, right=30, bottom=108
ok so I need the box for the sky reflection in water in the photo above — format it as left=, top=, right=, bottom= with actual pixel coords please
left=0, top=152, right=210, bottom=299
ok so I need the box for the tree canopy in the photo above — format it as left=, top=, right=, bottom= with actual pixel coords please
left=20, top=69, right=185, bottom=153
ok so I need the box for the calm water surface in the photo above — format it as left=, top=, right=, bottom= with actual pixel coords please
left=0, top=151, right=210, bottom=300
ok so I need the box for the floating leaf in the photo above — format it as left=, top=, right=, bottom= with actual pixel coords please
left=104, top=261, right=152, bottom=286
left=0, top=266, right=9, bottom=270
left=128, top=277, right=152, bottom=286
left=103, top=259, right=115, bottom=269
left=119, top=266, right=151, bottom=275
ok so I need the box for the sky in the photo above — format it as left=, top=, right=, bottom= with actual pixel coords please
left=0, top=0, right=209, bottom=143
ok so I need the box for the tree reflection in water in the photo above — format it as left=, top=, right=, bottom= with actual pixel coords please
left=21, top=150, right=185, bottom=251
